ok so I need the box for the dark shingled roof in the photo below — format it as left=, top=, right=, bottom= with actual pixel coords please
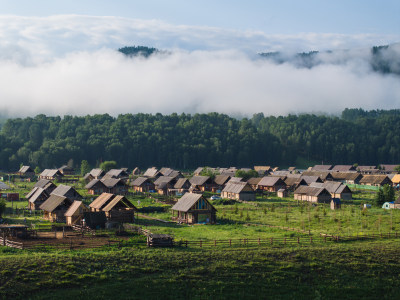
left=247, top=177, right=262, bottom=185
left=171, top=193, right=216, bottom=212
left=28, top=188, right=50, bottom=203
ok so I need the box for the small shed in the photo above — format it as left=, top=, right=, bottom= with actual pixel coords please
left=277, top=189, right=288, bottom=198
left=171, top=193, right=217, bottom=224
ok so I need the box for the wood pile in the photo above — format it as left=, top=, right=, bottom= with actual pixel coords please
left=146, top=234, right=174, bottom=247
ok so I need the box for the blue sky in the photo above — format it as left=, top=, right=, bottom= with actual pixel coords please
left=1, top=0, right=399, bottom=35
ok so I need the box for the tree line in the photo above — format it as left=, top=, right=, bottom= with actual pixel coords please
left=0, top=109, right=399, bottom=171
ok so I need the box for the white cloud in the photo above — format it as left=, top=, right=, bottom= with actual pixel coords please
left=0, top=14, right=399, bottom=117
left=0, top=49, right=399, bottom=117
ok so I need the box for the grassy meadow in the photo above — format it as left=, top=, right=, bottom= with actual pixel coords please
left=1, top=179, right=400, bottom=298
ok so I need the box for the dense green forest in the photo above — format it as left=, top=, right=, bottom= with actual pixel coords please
left=0, top=108, right=399, bottom=171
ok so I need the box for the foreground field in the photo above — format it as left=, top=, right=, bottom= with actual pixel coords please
left=1, top=240, right=400, bottom=299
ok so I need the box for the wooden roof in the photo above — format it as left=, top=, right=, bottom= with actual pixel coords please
left=258, top=176, right=285, bottom=187
left=301, top=175, right=323, bottom=185
left=174, top=178, right=190, bottom=189
left=40, top=169, right=63, bottom=177
left=311, top=165, right=333, bottom=171
left=222, top=182, right=253, bottom=193
left=40, top=195, right=70, bottom=212
left=64, top=201, right=86, bottom=217
left=19, top=166, right=34, bottom=173
left=359, top=175, right=392, bottom=185
left=89, top=193, right=115, bottom=210
left=85, top=179, right=106, bottom=189
left=102, top=195, right=137, bottom=212
left=331, top=165, right=356, bottom=172
left=189, top=175, right=211, bottom=186
left=101, top=177, right=125, bottom=188
left=310, top=182, right=351, bottom=194
left=171, top=193, right=216, bottom=212
left=90, top=168, right=105, bottom=177
left=294, top=186, right=330, bottom=197
left=131, top=177, right=151, bottom=187
left=143, top=167, right=160, bottom=177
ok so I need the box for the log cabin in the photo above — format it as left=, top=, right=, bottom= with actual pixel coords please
left=171, top=193, right=217, bottom=224
left=131, top=177, right=155, bottom=192
left=293, top=186, right=332, bottom=203
left=221, top=181, right=255, bottom=201
left=64, top=201, right=89, bottom=225
left=257, top=176, right=286, bottom=192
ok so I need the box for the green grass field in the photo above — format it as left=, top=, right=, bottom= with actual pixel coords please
left=1, top=181, right=400, bottom=299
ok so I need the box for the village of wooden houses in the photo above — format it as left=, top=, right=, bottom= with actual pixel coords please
left=1, top=163, right=400, bottom=251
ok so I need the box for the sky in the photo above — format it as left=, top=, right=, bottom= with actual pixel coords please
left=0, top=0, right=399, bottom=117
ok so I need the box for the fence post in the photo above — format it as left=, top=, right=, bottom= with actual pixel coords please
left=229, top=239, right=232, bottom=247
left=200, top=240, right=202, bottom=248
left=270, top=237, right=273, bottom=245
left=186, top=240, right=188, bottom=248
left=297, top=237, right=300, bottom=244
left=258, top=238, right=260, bottom=245
left=214, top=240, right=217, bottom=247
left=310, top=236, right=313, bottom=244
left=284, top=237, right=286, bottom=245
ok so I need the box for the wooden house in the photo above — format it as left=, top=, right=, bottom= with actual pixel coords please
left=171, top=193, right=217, bottom=224
left=26, top=179, right=57, bottom=210
left=359, top=175, right=392, bottom=187
left=154, top=176, right=177, bottom=195
left=159, top=168, right=183, bottom=179
left=300, top=175, right=323, bottom=185
left=221, top=182, right=255, bottom=201
left=40, top=195, right=74, bottom=222
left=64, top=201, right=89, bottom=225
left=254, top=166, right=272, bottom=176
left=310, top=182, right=352, bottom=200
left=101, top=178, right=128, bottom=195
left=58, top=165, right=75, bottom=175
left=102, top=195, right=137, bottom=223
left=357, top=166, right=378, bottom=174
left=171, top=178, right=191, bottom=194
left=131, top=177, right=155, bottom=192
left=39, top=169, right=63, bottom=181
left=293, top=186, right=332, bottom=203
left=284, top=176, right=307, bottom=191
left=17, top=166, right=35, bottom=178
left=390, top=174, right=400, bottom=187
left=85, top=179, right=108, bottom=195
left=257, top=176, right=286, bottom=192
left=277, top=189, right=289, bottom=198
left=189, top=176, right=216, bottom=192
left=89, top=193, right=137, bottom=223
left=84, top=168, right=105, bottom=182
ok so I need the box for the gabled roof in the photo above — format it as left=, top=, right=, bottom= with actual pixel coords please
left=174, top=178, right=190, bottom=189
left=28, top=187, right=50, bottom=203
left=302, top=171, right=332, bottom=181
left=193, top=167, right=203, bottom=175
left=254, top=166, right=272, bottom=172
left=90, top=168, right=105, bottom=177
left=105, top=169, right=128, bottom=178
left=40, top=169, right=63, bottom=177
left=154, top=176, right=175, bottom=186
left=51, top=184, right=80, bottom=198
left=39, top=194, right=69, bottom=212
left=222, top=182, right=253, bottom=193
left=301, top=175, right=323, bottom=185
left=332, top=165, right=356, bottom=172
left=379, top=164, right=398, bottom=172
left=294, top=186, right=330, bottom=197
left=312, top=165, right=333, bottom=171
left=131, top=177, right=152, bottom=187
left=171, top=193, right=216, bottom=212
left=258, top=176, right=285, bottom=187
left=34, top=179, right=53, bottom=189
left=247, top=177, right=262, bottom=185
left=357, top=166, right=377, bottom=171
left=159, top=167, right=175, bottom=176
left=310, top=182, right=351, bottom=194
left=214, top=174, right=231, bottom=186
left=359, top=175, right=392, bottom=185
left=284, top=177, right=307, bottom=187
left=189, top=175, right=211, bottom=186
left=89, top=193, right=115, bottom=210
left=391, top=174, right=400, bottom=184
left=101, top=177, right=125, bottom=188
left=331, top=172, right=362, bottom=181
left=102, top=195, right=137, bottom=212
left=143, top=167, right=160, bottom=178
left=19, top=166, right=34, bottom=173
left=85, top=179, right=106, bottom=189
left=273, top=171, right=291, bottom=176
left=64, top=201, right=86, bottom=217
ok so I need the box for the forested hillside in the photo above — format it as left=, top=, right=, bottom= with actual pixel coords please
left=0, top=109, right=399, bottom=171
